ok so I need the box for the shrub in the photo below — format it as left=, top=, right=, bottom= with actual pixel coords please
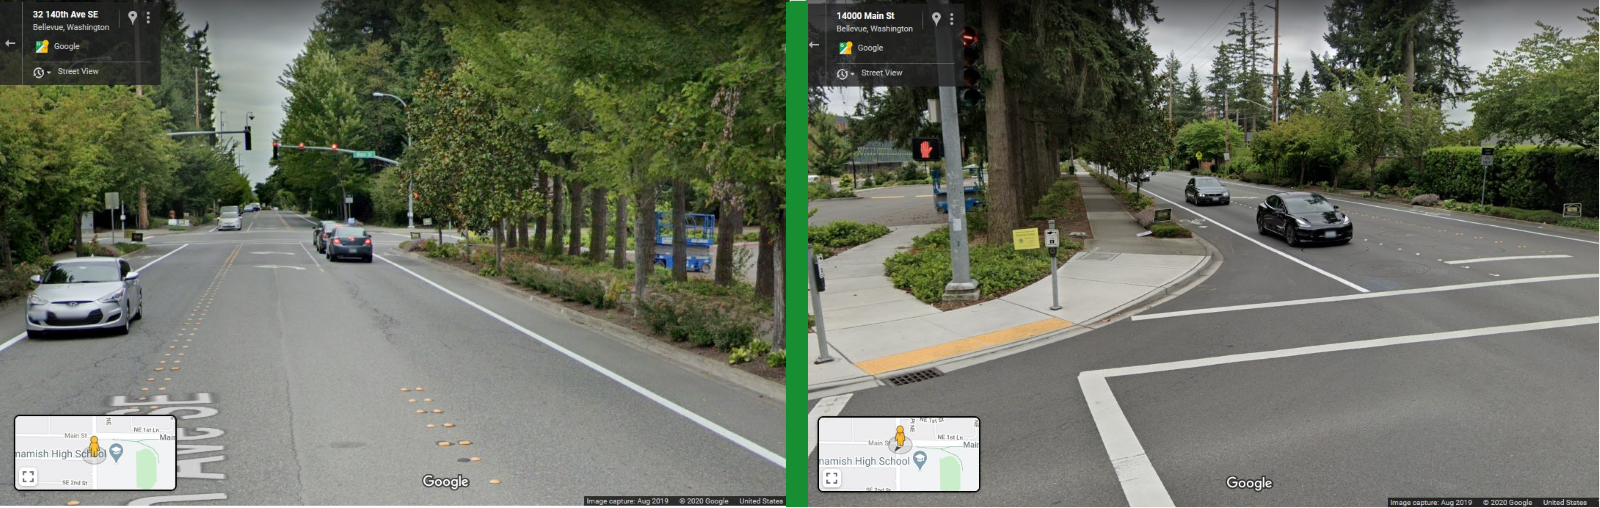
left=809, top=181, right=855, bottom=199
left=884, top=227, right=1060, bottom=303
left=1417, top=146, right=1596, bottom=216
left=1557, top=217, right=1598, bottom=230
left=747, top=340, right=772, bottom=357
left=1149, top=223, right=1192, bottom=238
left=1375, top=158, right=1412, bottom=187
left=113, top=243, right=146, bottom=255
left=728, top=346, right=754, bottom=365
left=1240, top=171, right=1267, bottom=184
left=75, top=243, right=117, bottom=257
left=1026, top=179, right=1080, bottom=220
left=766, top=349, right=787, bottom=368
left=839, top=174, right=853, bottom=188
left=636, top=293, right=756, bottom=351
left=740, top=232, right=760, bottom=242
left=808, top=220, right=890, bottom=249
left=896, top=163, right=922, bottom=182
left=470, top=247, right=495, bottom=266
left=1411, top=194, right=1441, bottom=207
left=1091, top=171, right=1152, bottom=212
left=0, top=262, right=48, bottom=302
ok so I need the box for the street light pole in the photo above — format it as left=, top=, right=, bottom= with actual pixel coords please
left=373, top=92, right=413, bottom=229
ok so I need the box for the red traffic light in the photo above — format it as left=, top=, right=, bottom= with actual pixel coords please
left=298, top=142, right=305, bottom=150
left=331, top=143, right=338, bottom=150
left=412, top=192, right=418, bottom=199
left=961, top=26, right=978, bottom=47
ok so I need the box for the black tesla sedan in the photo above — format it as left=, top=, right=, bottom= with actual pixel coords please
left=325, top=226, right=373, bottom=262
left=1256, top=191, right=1352, bottom=246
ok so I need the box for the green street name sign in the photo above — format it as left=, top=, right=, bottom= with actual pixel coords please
left=352, top=150, right=377, bottom=159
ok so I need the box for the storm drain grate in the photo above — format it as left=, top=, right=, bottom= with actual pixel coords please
left=884, top=368, right=943, bottom=386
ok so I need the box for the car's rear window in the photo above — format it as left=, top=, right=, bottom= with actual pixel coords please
left=42, top=263, right=121, bottom=284
left=335, top=227, right=367, bottom=237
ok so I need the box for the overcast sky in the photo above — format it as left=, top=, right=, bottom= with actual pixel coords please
left=823, top=0, right=1595, bottom=126
left=177, top=0, right=323, bottom=185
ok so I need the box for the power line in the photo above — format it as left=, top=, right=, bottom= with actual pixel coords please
left=1175, top=0, right=1239, bottom=63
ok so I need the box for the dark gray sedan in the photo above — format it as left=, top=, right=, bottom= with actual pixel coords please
left=325, top=226, right=373, bottom=263
left=24, top=257, right=143, bottom=338
left=1184, top=176, right=1230, bottom=205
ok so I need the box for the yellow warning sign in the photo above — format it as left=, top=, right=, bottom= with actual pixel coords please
left=1012, top=228, right=1040, bottom=250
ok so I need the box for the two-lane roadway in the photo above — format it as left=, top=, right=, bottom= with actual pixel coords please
left=3, top=210, right=784, bottom=505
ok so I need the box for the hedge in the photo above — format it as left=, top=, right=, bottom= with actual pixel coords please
left=1417, top=146, right=1597, bottom=217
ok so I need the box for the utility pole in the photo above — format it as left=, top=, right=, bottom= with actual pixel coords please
left=1270, top=0, right=1280, bottom=124
left=933, top=0, right=976, bottom=301
left=1223, top=88, right=1231, bottom=165
left=1168, top=72, right=1174, bottom=123
left=194, top=68, right=200, bottom=129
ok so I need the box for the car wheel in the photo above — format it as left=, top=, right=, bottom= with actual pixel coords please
left=1285, top=223, right=1298, bottom=246
left=112, top=321, right=130, bottom=335
left=1257, top=218, right=1268, bottom=235
left=133, top=301, right=143, bottom=321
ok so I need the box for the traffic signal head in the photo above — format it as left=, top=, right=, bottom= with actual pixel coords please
left=271, top=141, right=279, bottom=161
left=911, top=137, right=943, bottom=162
left=243, top=125, right=252, bottom=151
left=960, top=26, right=984, bottom=106
left=961, top=26, right=978, bottom=47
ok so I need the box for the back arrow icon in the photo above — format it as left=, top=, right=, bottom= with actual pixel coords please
left=4, top=40, right=14, bottom=47
left=809, top=42, right=818, bottom=48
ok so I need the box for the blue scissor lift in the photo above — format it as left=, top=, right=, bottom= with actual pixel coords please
left=931, top=164, right=987, bottom=213
left=653, top=212, right=715, bottom=271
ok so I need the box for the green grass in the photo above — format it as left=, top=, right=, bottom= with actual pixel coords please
left=1556, top=217, right=1598, bottom=230
left=113, top=243, right=147, bottom=255
left=1149, top=223, right=1192, bottom=238
left=884, top=227, right=1078, bottom=303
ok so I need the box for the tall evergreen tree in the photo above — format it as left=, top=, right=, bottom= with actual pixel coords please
left=1323, top=0, right=1472, bottom=104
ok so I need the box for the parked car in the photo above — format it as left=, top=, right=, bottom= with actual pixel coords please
left=1134, top=169, right=1155, bottom=182
left=1257, top=191, right=1352, bottom=246
left=218, top=211, right=242, bottom=231
left=314, top=221, right=341, bottom=252
left=24, top=257, right=143, bottom=338
left=1184, top=176, right=1230, bottom=205
left=807, top=175, right=822, bottom=184
left=324, top=226, right=373, bottom=263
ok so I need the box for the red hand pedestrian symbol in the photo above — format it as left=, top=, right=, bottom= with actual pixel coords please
left=920, top=141, right=934, bottom=159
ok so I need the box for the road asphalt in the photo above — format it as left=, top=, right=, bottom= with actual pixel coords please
left=809, top=170, right=1597, bottom=506
left=1, top=210, right=784, bottom=505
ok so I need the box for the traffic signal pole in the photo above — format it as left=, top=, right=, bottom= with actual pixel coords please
left=932, top=0, right=977, bottom=301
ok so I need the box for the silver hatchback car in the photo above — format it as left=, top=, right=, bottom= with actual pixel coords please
left=24, top=257, right=143, bottom=338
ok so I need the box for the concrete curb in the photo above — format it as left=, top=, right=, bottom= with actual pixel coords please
left=388, top=246, right=785, bottom=404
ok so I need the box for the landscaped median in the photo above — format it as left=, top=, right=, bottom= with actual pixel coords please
left=404, top=239, right=785, bottom=381
left=808, top=219, right=889, bottom=258
left=883, top=177, right=1085, bottom=306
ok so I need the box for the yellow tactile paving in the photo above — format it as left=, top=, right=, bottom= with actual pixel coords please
left=856, top=318, right=1072, bottom=375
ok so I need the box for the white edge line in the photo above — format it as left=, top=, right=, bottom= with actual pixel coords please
left=374, top=253, right=785, bottom=468
left=1443, top=254, right=1572, bottom=265
left=1138, top=187, right=1371, bottom=293
left=137, top=244, right=187, bottom=271
left=3, top=244, right=189, bottom=353
left=1132, top=273, right=1599, bottom=321
left=1078, top=374, right=1176, bottom=507
left=297, top=241, right=324, bottom=273
left=808, top=394, right=853, bottom=456
left=1222, top=180, right=1600, bottom=246
left=1081, top=315, right=1598, bottom=507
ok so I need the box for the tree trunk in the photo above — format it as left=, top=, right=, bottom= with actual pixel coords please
left=517, top=211, right=528, bottom=250
left=713, top=199, right=740, bottom=286
left=567, top=178, right=584, bottom=257
left=632, top=180, right=657, bottom=306
left=670, top=178, right=688, bottom=281
left=770, top=193, right=784, bottom=348
left=755, top=188, right=774, bottom=301
left=533, top=170, right=548, bottom=250
left=138, top=186, right=149, bottom=230
left=549, top=174, right=564, bottom=256
left=588, top=186, right=606, bottom=262
left=493, top=218, right=503, bottom=274
left=613, top=190, right=627, bottom=269
left=981, top=0, right=1017, bottom=244
left=1403, top=29, right=1415, bottom=126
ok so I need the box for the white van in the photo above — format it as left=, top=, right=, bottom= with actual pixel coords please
left=218, top=206, right=241, bottom=231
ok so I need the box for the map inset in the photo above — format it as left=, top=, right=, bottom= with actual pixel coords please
left=14, top=415, right=176, bottom=491
left=817, top=417, right=979, bottom=492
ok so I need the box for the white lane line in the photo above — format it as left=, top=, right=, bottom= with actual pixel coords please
left=1133, top=273, right=1598, bottom=321
left=0, top=332, right=25, bottom=354
left=137, top=244, right=187, bottom=271
left=1082, top=315, right=1599, bottom=507
left=1222, top=180, right=1600, bottom=246
left=374, top=254, right=785, bottom=468
left=1138, top=187, right=1370, bottom=293
left=1080, top=375, right=1174, bottom=507
left=297, top=241, right=324, bottom=273
left=1443, top=254, right=1572, bottom=265
left=808, top=394, right=853, bottom=456
left=3, top=244, right=189, bottom=353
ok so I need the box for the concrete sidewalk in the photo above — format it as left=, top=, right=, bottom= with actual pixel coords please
left=808, top=163, right=1217, bottom=397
